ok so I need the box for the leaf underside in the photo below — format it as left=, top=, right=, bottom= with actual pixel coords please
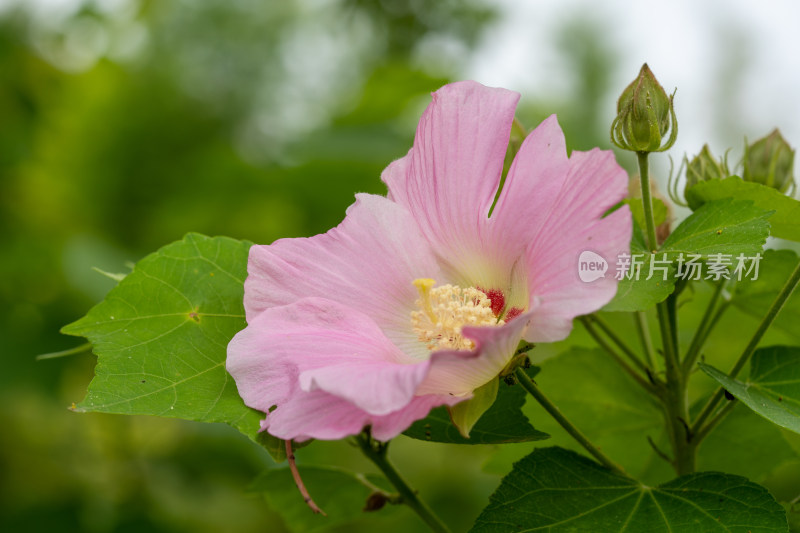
left=700, top=346, right=800, bottom=435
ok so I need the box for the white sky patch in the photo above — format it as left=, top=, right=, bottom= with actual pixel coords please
left=467, top=0, right=800, bottom=183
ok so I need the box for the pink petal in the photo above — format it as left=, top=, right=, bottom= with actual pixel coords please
left=243, top=193, right=442, bottom=359
left=371, top=394, right=464, bottom=441
left=487, top=115, right=570, bottom=252
left=382, top=81, right=520, bottom=282
left=415, top=309, right=534, bottom=396
left=264, top=388, right=461, bottom=442
left=227, top=297, right=430, bottom=418
left=523, top=148, right=632, bottom=341
left=264, top=390, right=374, bottom=441
left=477, top=115, right=630, bottom=341
left=227, top=297, right=466, bottom=441
left=299, top=358, right=428, bottom=416
left=461, top=115, right=571, bottom=309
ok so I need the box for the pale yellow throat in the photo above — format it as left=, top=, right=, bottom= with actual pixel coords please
left=410, top=278, right=503, bottom=352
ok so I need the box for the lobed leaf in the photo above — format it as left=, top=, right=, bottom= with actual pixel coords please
left=661, top=197, right=772, bottom=256
left=61, top=233, right=282, bottom=457
left=686, top=176, right=800, bottom=242
left=470, top=447, right=788, bottom=533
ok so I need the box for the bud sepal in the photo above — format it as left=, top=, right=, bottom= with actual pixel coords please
left=684, top=144, right=730, bottom=192
left=611, top=63, right=677, bottom=153
left=742, top=129, right=795, bottom=194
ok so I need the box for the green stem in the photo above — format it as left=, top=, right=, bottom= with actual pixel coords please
left=588, top=315, right=651, bottom=375
left=692, top=258, right=800, bottom=436
left=514, top=367, right=626, bottom=475
left=667, top=284, right=682, bottom=362
left=692, top=400, right=737, bottom=444
left=579, top=317, right=658, bottom=394
left=657, top=305, right=679, bottom=371
left=789, top=491, right=800, bottom=508
left=660, top=340, right=694, bottom=474
left=682, top=281, right=727, bottom=376
left=36, top=342, right=92, bottom=361
left=635, top=311, right=657, bottom=370
left=636, top=152, right=659, bottom=252
left=356, top=434, right=451, bottom=533
left=354, top=473, right=400, bottom=502
left=637, top=151, right=693, bottom=475
left=634, top=152, right=676, bottom=362
left=636, top=151, right=678, bottom=368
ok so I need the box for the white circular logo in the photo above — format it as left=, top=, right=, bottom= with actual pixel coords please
left=578, top=251, right=608, bottom=283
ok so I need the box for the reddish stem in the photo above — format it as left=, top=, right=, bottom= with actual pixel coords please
left=286, top=440, right=326, bottom=516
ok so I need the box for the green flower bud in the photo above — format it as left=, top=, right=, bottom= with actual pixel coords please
left=611, top=64, right=677, bottom=153
left=684, top=144, right=729, bottom=191
left=742, top=129, right=795, bottom=193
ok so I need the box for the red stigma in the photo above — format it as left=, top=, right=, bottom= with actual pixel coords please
left=478, top=287, right=505, bottom=317
left=505, top=307, right=523, bottom=322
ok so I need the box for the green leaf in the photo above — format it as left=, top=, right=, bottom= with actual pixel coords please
left=470, top=447, right=788, bottom=533
left=61, top=234, right=279, bottom=456
left=448, top=377, right=499, bottom=438
left=250, top=465, right=394, bottom=533
left=686, top=176, right=800, bottom=242
left=404, top=367, right=549, bottom=445
left=730, top=249, right=800, bottom=342
left=661, top=197, right=772, bottom=256
left=700, top=346, right=800, bottom=435
left=605, top=198, right=771, bottom=312
left=604, top=224, right=676, bottom=312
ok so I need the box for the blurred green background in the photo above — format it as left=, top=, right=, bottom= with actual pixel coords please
left=3, top=1, right=800, bottom=532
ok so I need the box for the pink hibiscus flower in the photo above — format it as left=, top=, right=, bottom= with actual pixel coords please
left=227, top=81, right=631, bottom=442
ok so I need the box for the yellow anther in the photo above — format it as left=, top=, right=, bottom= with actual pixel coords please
left=410, top=280, right=503, bottom=352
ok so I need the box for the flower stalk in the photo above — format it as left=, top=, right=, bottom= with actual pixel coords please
left=637, top=150, right=695, bottom=475
left=579, top=316, right=659, bottom=395
left=681, top=280, right=728, bottom=376
left=513, top=367, right=626, bottom=475
left=585, top=315, right=651, bottom=376
left=355, top=433, right=452, bottom=533
left=286, top=440, right=326, bottom=516
left=611, top=64, right=694, bottom=475
left=634, top=312, right=657, bottom=369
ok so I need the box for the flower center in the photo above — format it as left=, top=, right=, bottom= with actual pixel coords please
left=410, top=279, right=503, bottom=352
